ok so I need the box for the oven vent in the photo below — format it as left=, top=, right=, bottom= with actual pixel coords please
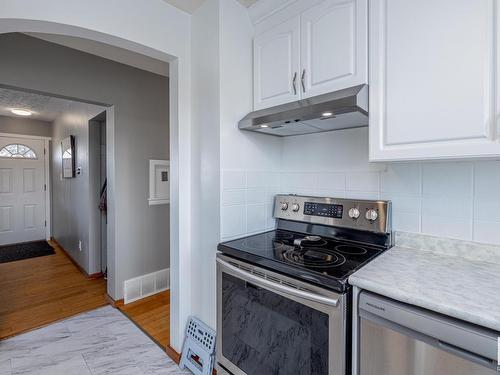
left=253, top=270, right=266, bottom=278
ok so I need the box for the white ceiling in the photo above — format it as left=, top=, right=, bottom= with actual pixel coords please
left=0, top=88, right=74, bottom=122
left=161, top=0, right=258, bottom=14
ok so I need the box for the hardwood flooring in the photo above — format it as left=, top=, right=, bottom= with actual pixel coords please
left=0, top=240, right=108, bottom=340
left=118, top=291, right=170, bottom=349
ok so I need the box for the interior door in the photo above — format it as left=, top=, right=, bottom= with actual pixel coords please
left=253, top=16, right=301, bottom=110
left=300, top=0, right=368, bottom=98
left=0, top=136, right=46, bottom=245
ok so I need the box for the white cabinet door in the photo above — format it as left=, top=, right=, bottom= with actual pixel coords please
left=370, top=0, right=500, bottom=161
left=300, top=0, right=367, bottom=99
left=254, top=17, right=301, bottom=110
left=0, top=137, right=46, bottom=245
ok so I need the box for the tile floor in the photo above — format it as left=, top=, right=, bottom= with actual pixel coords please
left=0, top=306, right=190, bottom=375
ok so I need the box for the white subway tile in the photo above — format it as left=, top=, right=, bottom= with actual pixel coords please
left=222, top=170, right=246, bottom=190
left=221, top=205, right=246, bottom=238
left=393, top=212, right=420, bottom=232
left=422, top=195, right=472, bottom=219
left=266, top=204, right=276, bottom=230
left=344, top=191, right=380, bottom=200
left=282, top=172, right=316, bottom=190
left=246, top=171, right=268, bottom=189
left=247, top=204, right=267, bottom=233
left=474, top=196, right=500, bottom=222
left=315, top=189, right=346, bottom=199
left=246, top=188, right=267, bottom=204
left=222, top=190, right=246, bottom=206
left=421, top=215, right=472, bottom=241
left=473, top=220, right=500, bottom=245
left=474, top=161, right=500, bottom=196
left=422, top=162, right=473, bottom=197
left=380, top=193, right=420, bottom=214
left=315, top=173, right=346, bottom=191
left=380, top=163, right=421, bottom=195
left=346, top=172, right=380, bottom=192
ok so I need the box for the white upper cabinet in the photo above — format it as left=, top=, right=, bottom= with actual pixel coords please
left=300, top=0, right=367, bottom=98
left=254, top=17, right=301, bottom=110
left=253, top=0, right=368, bottom=110
left=370, top=0, right=500, bottom=161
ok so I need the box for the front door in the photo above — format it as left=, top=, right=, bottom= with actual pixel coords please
left=0, top=136, right=47, bottom=245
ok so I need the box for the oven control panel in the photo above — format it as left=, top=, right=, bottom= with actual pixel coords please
left=274, top=195, right=391, bottom=234
left=303, top=202, right=343, bottom=218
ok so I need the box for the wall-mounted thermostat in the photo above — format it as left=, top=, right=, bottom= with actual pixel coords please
left=148, top=159, right=170, bottom=205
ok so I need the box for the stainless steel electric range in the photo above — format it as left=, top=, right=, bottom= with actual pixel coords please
left=216, top=195, right=392, bottom=375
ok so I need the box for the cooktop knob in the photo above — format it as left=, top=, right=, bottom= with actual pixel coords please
left=348, top=207, right=360, bottom=219
left=365, top=209, right=378, bottom=221
left=291, top=203, right=300, bottom=212
left=280, top=202, right=289, bottom=211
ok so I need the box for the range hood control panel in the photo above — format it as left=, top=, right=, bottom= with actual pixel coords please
left=274, top=194, right=391, bottom=234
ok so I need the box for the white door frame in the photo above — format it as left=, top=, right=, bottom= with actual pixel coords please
left=0, top=132, right=51, bottom=241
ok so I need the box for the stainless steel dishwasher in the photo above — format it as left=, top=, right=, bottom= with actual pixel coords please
left=359, top=291, right=499, bottom=375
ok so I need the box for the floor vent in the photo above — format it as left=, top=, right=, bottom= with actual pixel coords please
left=124, top=268, right=170, bottom=304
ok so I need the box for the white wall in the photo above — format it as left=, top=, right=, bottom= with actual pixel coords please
left=190, top=0, right=221, bottom=329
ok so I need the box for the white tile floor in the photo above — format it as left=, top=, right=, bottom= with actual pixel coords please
left=0, top=306, right=191, bottom=375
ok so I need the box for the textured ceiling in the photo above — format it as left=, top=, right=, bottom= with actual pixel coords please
left=0, top=88, right=73, bottom=122
left=161, top=0, right=258, bottom=13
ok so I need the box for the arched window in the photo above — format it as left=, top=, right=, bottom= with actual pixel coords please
left=0, top=144, right=37, bottom=159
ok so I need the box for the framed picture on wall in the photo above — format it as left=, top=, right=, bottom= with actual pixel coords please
left=148, top=160, right=170, bottom=205
left=61, top=135, right=75, bottom=178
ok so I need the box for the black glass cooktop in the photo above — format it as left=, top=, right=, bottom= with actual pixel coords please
left=217, top=229, right=387, bottom=292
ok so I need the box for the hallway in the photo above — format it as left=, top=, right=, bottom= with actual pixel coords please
left=0, top=241, right=107, bottom=340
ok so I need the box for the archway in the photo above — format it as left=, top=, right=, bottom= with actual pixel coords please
left=0, top=15, right=190, bottom=351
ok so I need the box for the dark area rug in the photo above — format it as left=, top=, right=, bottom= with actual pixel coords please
left=0, top=241, right=55, bottom=264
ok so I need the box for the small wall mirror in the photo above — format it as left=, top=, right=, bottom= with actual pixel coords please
left=61, top=135, right=75, bottom=178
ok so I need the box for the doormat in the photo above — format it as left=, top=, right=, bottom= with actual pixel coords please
left=0, top=241, right=55, bottom=264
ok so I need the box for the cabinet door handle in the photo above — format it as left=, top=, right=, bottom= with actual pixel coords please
left=301, top=69, right=306, bottom=93
left=292, top=72, right=297, bottom=95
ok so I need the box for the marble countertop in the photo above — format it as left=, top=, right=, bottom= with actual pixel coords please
left=349, top=232, right=500, bottom=332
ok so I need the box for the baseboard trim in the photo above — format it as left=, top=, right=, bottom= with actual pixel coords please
left=106, top=294, right=124, bottom=308
left=50, top=238, right=104, bottom=281
left=165, top=345, right=181, bottom=364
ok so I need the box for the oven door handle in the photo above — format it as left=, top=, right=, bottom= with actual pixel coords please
left=217, top=257, right=339, bottom=307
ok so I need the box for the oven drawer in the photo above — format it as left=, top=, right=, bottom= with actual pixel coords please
left=216, top=254, right=347, bottom=375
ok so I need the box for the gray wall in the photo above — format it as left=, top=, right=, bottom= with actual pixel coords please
left=51, top=103, right=105, bottom=273
left=0, top=33, right=170, bottom=299
left=0, top=115, right=52, bottom=137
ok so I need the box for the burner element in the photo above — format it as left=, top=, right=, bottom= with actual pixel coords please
left=335, top=245, right=367, bottom=255
left=293, top=235, right=327, bottom=247
left=282, top=248, right=346, bottom=268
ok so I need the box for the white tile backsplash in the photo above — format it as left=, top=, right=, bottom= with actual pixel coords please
left=221, top=161, right=500, bottom=245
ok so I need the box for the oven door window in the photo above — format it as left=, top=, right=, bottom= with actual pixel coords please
left=221, top=272, right=329, bottom=375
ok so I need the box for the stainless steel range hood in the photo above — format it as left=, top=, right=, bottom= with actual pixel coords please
left=239, top=84, right=368, bottom=137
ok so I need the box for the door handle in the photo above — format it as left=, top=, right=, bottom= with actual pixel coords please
left=301, top=69, right=306, bottom=93
left=292, top=72, right=297, bottom=95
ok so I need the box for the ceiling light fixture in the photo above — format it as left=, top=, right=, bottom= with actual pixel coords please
left=11, top=108, right=32, bottom=116
left=260, top=124, right=269, bottom=128
left=321, top=111, right=333, bottom=117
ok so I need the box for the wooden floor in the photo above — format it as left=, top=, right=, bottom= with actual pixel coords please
left=118, top=291, right=170, bottom=349
left=0, top=240, right=108, bottom=340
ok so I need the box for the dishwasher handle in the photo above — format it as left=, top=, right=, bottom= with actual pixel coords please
left=437, top=340, right=497, bottom=369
